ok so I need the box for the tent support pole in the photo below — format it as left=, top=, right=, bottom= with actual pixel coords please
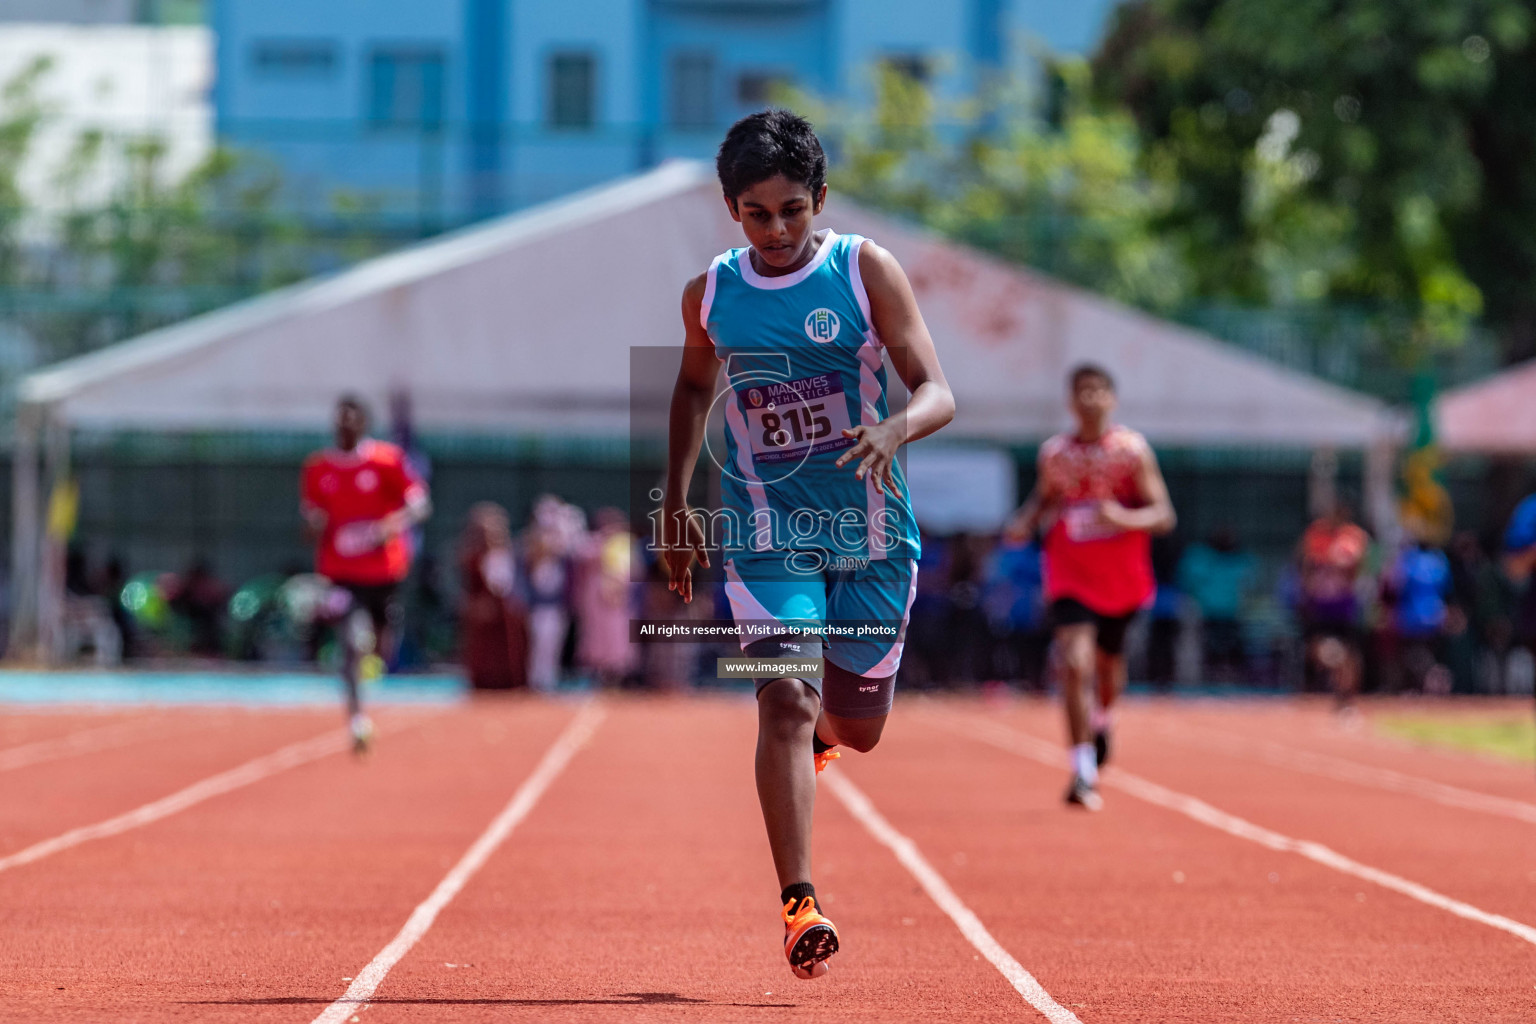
left=1365, top=433, right=1401, bottom=547
left=1308, top=447, right=1338, bottom=519
left=7, top=404, right=42, bottom=661
left=36, top=413, right=72, bottom=666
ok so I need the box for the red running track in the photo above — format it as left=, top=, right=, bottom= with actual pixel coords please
left=1, top=694, right=1534, bottom=1022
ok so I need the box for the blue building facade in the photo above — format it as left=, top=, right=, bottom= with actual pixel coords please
left=212, top=0, right=1116, bottom=224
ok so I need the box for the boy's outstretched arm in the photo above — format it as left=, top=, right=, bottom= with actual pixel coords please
left=663, top=273, right=724, bottom=603
left=1006, top=486, right=1048, bottom=542
left=833, top=242, right=955, bottom=495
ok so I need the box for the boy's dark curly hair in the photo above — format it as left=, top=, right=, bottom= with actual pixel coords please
left=716, top=109, right=827, bottom=204
left=1069, top=363, right=1116, bottom=393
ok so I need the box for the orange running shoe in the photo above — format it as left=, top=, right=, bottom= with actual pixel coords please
left=813, top=748, right=841, bottom=775
left=782, top=896, right=839, bottom=979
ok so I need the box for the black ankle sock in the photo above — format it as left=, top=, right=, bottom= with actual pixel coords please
left=781, top=882, right=816, bottom=910
left=812, top=734, right=834, bottom=755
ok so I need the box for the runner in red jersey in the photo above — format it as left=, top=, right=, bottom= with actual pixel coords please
left=301, top=396, right=431, bottom=752
left=1008, top=365, right=1175, bottom=809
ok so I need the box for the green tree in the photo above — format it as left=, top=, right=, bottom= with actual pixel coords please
left=1094, top=0, right=1534, bottom=360
left=817, top=63, right=1190, bottom=312
left=0, top=57, right=53, bottom=287
left=0, top=56, right=318, bottom=360
left=49, top=139, right=311, bottom=349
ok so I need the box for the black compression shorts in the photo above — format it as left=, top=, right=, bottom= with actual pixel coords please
left=1050, top=598, right=1137, bottom=657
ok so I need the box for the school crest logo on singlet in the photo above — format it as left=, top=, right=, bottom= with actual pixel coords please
left=804, top=308, right=840, bottom=343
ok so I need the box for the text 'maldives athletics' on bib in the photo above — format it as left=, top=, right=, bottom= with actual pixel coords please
left=700, top=231, right=920, bottom=566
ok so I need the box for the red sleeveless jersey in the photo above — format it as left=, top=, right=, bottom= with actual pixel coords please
left=1038, top=425, right=1155, bottom=616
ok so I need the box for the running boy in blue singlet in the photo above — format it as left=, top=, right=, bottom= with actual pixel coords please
left=664, top=111, right=955, bottom=980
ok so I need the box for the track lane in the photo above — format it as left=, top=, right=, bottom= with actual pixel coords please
left=0, top=699, right=572, bottom=1023
left=367, top=697, right=1036, bottom=1023
left=0, top=708, right=163, bottom=752
left=866, top=699, right=1536, bottom=1022
left=9, top=694, right=1536, bottom=1022
left=985, top=701, right=1536, bottom=927
left=822, top=768, right=1083, bottom=1023
left=311, top=702, right=606, bottom=1024
left=1147, top=699, right=1536, bottom=800
left=0, top=709, right=363, bottom=856
left=0, top=712, right=187, bottom=774
left=1142, top=717, right=1536, bottom=826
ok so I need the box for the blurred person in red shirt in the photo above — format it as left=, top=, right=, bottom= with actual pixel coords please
left=301, top=395, right=431, bottom=752
left=1297, top=502, right=1370, bottom=709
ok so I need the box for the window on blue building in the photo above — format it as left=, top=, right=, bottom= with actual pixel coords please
left=881, top=53, right=930, bottom=85
left=252, top=39, right=337, bottom=76
left=548, top=53, right=596, bottom=129
left=669, top=52, right=714, bottom=130
left=369, top=48, right=446, bottom=130
left=736, top=72, right=790, bottom=108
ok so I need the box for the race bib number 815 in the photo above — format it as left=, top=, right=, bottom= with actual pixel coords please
left=741, top=374, right=856, bottom=465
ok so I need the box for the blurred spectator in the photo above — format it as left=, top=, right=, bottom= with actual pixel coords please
left=1447, top=531, right=1515, bottom=692
left=904, top=529, right=950, bottom=688
left=458, top=502, right=528, bottom=690
left=65, top=545, right=93, bottom=598
left=50, top=475, right=1536, bottom=698
left=575, top=508, right=639, bottom=687
left=61, top=546, right=122, bottom=665
left=403, top=551, right=452, bottom=668
left=98, top=555, right=137, bottom=660
left=899, top=530, right=994, bottom=686
left=1297, top=503, right=1370, bottom=704
left=1178, top=528, right=1256, bottom=682
left=1380, top=536, right=1452, bottom=693
left=1143, top=535, right=1184, bottom=690
left=166, top=557, right=229, bottom=657
left=982, top=533, right=1047, bottom=689
left=944, top=532, right=990, bottom=684
left=1503, top=491, right=1536, bottom=666
left=641, top=555, right=706, bottom=691
left=523, top=494, right=581, bottom=692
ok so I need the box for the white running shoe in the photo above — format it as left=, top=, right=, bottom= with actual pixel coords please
left=1064, top=775, right=1103, bottom=811
left=349, top=713, right=375, bottom=755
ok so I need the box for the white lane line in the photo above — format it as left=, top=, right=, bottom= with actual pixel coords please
left=0, top=716, right=170, bottom=773
left=311, top=701, right=605, bottom=1024
left=822, top=769, right=1083, bottom=1024
left=0, top=727, right=353, bottom=874
left=1149, top=722, right=1536, bottom=827
left=941, top=714, right=1536, bottom=949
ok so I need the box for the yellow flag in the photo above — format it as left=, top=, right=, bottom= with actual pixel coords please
left=46, top=479, right=79, bottom=541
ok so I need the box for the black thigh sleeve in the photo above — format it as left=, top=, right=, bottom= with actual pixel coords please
left=744, top=634, right=826, bottom=698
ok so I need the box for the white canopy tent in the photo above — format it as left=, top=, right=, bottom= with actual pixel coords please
left=10, top=160, right=1399, bottom=659
left=1436, top=360, right=1536, bottom=454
